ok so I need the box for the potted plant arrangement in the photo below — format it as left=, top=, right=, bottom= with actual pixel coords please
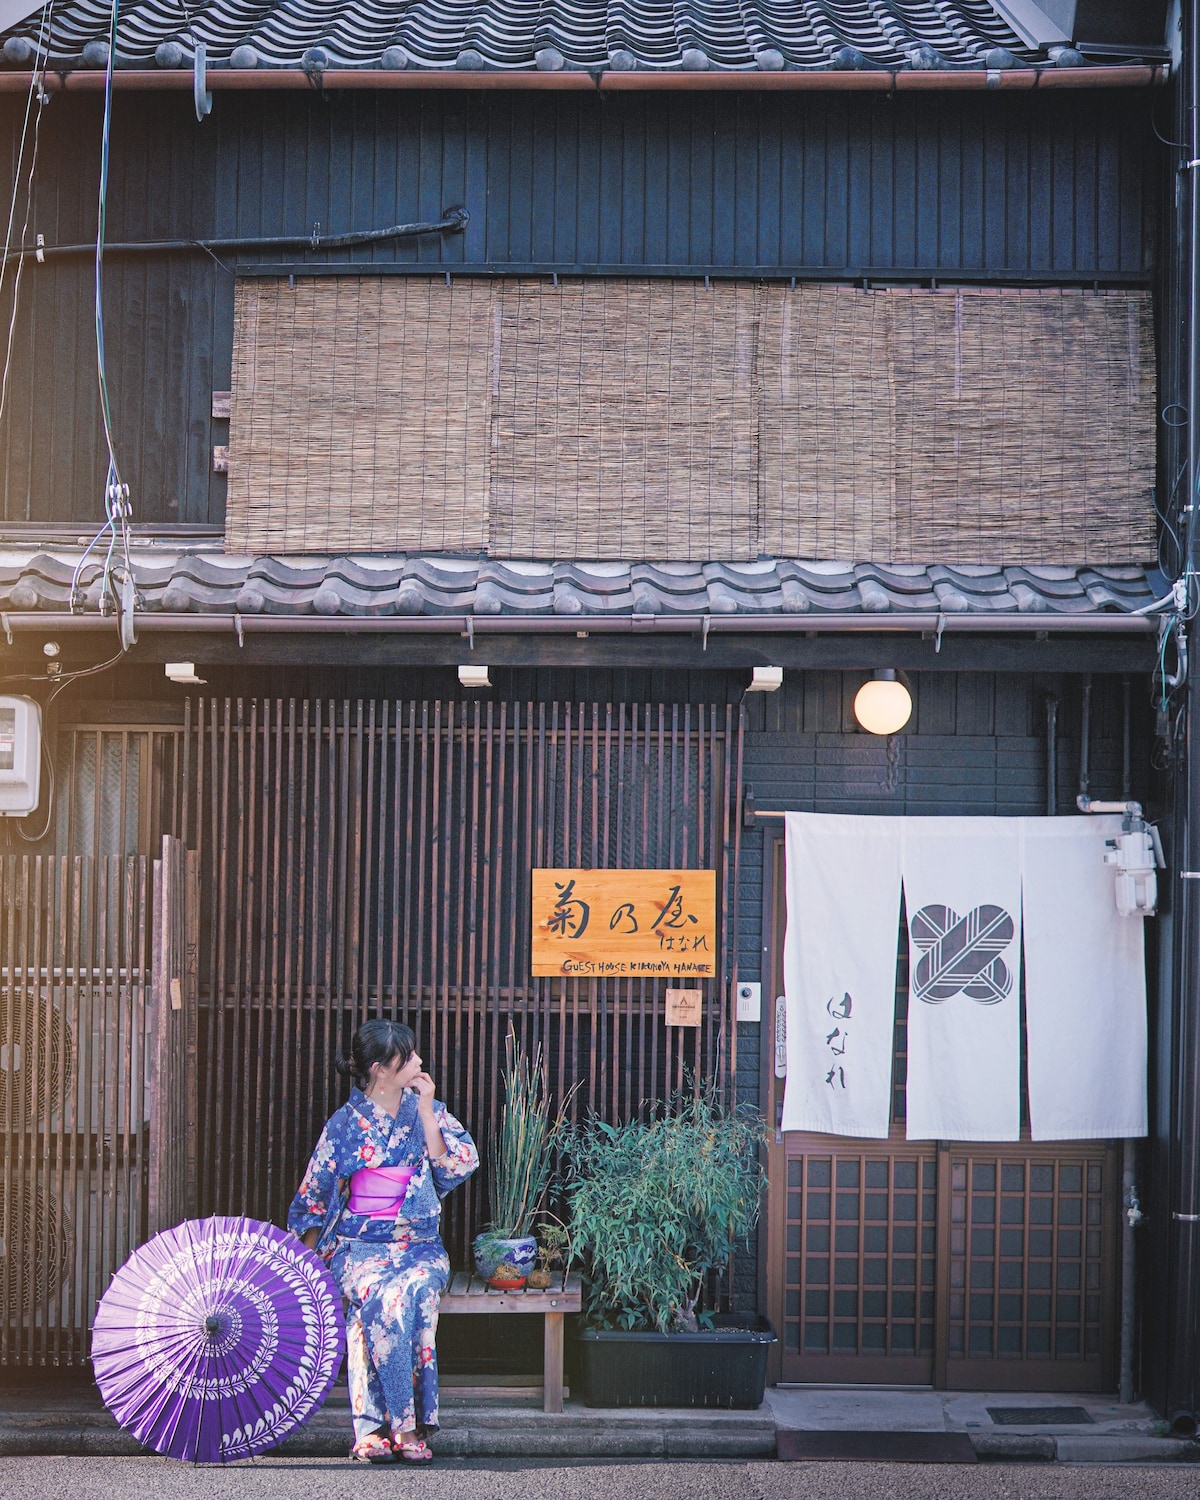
left=525, top=1215, right=571, bottom=1291
left=472, top=1030, right=572, bottom=1290
left=563, top=1082, right=775, bottom=1408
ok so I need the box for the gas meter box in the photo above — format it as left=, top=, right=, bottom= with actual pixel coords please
left=0, top=696, right=42, bottom=815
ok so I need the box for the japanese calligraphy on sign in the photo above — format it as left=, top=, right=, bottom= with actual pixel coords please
left=824, top=991, right=853, bottom=1092
left=531, top=869, right=718, bottom=977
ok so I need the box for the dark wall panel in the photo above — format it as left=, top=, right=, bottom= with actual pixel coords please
left=0, top=88, right=1156, bottom=527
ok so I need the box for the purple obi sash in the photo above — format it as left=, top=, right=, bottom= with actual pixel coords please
left=348, top=1163, right=416, bottom=1219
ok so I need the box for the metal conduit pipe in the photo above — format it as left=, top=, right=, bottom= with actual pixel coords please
left=0, top=208, right=469, bottom=269
left=1121, top=1138, right=1141, bottom=1404
left=1079, top=672, right=1093, bottom=803
left=1046, top=694, right=1058, bottom=815
left=1169, top=0, right=1200, bottom=1436
left=1170, top=671, right=1200, bottom=1434
left=1070, top=671, right=1143, bottom=1402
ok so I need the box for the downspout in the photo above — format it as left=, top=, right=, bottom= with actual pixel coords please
left=1045, top=695, right=1058, bottom=816
left=1078, top=673, right=1092, bottom=805
left=1173, top=675, right=1200, bottom=1433
left=1168, top=0, right=1200, bottom=1433
left=1121, top=1141, right=1143, bottom=1404
left=1118, top=672, right=1140, bottom=1406
left=1074, top=676, right=1148, bottom=1402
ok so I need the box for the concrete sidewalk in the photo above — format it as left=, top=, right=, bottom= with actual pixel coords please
left=766, top=1386, right=1200, bottom=1465
left=0, top=1380, right=1196, bottom=1463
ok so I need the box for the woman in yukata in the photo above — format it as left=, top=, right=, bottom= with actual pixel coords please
left=288, top=1018, right=478, bottom=1464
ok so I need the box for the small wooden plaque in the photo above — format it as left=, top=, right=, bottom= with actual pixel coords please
left=665, top=988, right=702, bottom=1027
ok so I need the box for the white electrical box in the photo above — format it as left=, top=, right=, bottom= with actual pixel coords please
left=0, top=696, right=41, bottom=815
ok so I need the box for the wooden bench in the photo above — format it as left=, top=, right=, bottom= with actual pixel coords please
left=439, top=1271, right=582, bottom=1413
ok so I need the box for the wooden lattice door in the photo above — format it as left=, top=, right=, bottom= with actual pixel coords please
left=763, top=834, right=1120, bottom=1392
left=177, top=698, right=742, bottom=1265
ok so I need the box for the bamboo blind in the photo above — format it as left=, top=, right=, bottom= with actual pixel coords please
left=226, top=278, right=1155, bottom=565
left=891, top=288, right=1156, bottom=563
left=759, top=284, right=896, bottom=559
left=226, top=278, right=494, bottom=554
left=490, top=280, right=759, bottom=560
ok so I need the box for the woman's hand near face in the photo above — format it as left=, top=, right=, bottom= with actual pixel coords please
left=411, top=1071, right=437, bottom=1113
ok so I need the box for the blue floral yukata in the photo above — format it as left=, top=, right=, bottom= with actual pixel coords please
left=288, top=1087, right=478, bottom=1444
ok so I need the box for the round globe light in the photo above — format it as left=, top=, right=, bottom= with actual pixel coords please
left=853, top=671, right=912, bottom=735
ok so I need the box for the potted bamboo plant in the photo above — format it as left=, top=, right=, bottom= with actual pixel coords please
left=563, top=1082, right=775, bottom=1408
left=473, top=1030, right=571, bottom=1289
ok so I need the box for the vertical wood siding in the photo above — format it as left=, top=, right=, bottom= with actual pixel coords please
left=0, top=88, right=1155, bottom=528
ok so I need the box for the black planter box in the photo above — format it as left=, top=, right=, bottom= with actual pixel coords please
left=577, top=1316, right=777, bottom=1409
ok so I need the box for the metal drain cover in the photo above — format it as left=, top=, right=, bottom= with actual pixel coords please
left=986, top=1406, right=1094, bottom=1426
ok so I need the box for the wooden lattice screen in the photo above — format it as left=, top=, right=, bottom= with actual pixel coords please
left=227, top=278, right=1155, bottom=565
left=176, top=698, right=743, bottom=1263
left=0, top=845, right=198, bottom=1366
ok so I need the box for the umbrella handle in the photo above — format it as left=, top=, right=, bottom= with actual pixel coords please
left=204, top=1315, right=221, bottom=1337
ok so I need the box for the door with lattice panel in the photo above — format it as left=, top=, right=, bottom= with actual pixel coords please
left=762, top=834, right=1120, bottom=1391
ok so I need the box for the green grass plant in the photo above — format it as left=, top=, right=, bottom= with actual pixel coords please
left=485, top=1028, right=572, bottom=1239
left=563, top=1083, right=767, bottom=1333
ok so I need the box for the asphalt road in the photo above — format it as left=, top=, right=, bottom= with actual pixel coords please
left=1, top=1458, right=1198, bottom=1500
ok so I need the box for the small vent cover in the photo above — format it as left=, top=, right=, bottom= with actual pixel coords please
left=0, top=996, right=75, bottom=1126
left=0, top=1175, right=71, bottom=1318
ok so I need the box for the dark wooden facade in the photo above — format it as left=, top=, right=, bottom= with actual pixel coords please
left=0, top=86, right=1156, bottom=530
left=0, top=65, right=1172, bottom=1392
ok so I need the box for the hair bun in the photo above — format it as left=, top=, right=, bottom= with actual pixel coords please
left=336, top=1019, right=417, bottom=1090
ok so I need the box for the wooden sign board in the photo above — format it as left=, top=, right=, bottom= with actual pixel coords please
left=531, top=869, right=717, bottom=978
left=665, top=988, right=703, bottom=1027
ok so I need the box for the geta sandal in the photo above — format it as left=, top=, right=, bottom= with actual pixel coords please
left=351, top=1432, right=398, bottom=1464
left=394, top=1438, right=434, bottom=1463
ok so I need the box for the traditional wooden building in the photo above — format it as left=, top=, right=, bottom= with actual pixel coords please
left=0, top=0, right=1195, bottom=1421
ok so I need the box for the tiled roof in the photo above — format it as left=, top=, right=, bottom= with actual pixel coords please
left=1, top=1, right=1104, bottom=74
left=0, top=550, right=1163, bottom=619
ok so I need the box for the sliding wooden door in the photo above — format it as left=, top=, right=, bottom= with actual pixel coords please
left=763, top=834, right=1119, bottom=1392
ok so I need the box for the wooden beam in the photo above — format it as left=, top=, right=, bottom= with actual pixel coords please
left=113, top=629, right=1157, bottom=675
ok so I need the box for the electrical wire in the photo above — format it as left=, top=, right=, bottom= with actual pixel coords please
left=71, top=0, right=137, bottom=644
left=11, top=735, right=53, bottom=842
left=1150, top=86, right=1188, bottom=150
left=0, top=647, right=126, bottom=690
left=0, top=2, right=49, bottom=310
left=1159, top=620, right=1173, bottom=712
left=3, top=647, right=126, bottom=843
left=0, top=1, right=53, bottom=439
left=1156, top=460, right=1187, bottom=579
left=95, top=0, right=123, bottom=500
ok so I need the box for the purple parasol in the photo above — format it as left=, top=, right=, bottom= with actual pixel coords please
left=91, top=1215, right=345, bottom=1464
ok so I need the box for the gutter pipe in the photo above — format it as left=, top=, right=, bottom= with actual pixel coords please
left=1169, top=0, right=1200, bottom=1437
left=0, top=610, right=1162, bottom=637
left=1045, top=695, right=1058, bottom=815
left=0, top=64, right=1167, bottom=95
